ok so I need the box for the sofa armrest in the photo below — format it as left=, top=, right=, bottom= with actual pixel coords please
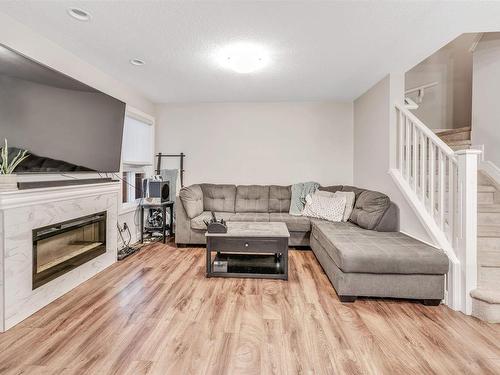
left=175, top=195, right=192, bottom=244
left=179, top=184, right=204, bottom=219
left=376, top=202, right=400, bottom=232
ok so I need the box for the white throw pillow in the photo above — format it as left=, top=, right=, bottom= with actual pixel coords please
left=316, top=190, right=336, bottom=198
left=302, top=193, right=346, bottom=222
left=334, top=191, right=355, bottom=222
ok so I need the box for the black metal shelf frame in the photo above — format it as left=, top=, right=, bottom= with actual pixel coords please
left=155, top=152, right=185, bottom=187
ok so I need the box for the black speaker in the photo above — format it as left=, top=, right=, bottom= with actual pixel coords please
left=143, top=179, right=170, bottom=202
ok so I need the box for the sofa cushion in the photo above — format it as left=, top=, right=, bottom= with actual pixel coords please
left=269, top=185, right=291, bottom=213
left=179, top=184, right=204, bottom=219
left=270, top=213, right=311, bottom=232
left=341, top=185, right=366, bottom=200
left=349, top=190, right=390, bottom=230
left=200, top=184, right=236, bottom=212
left=191, top=211, right=236, bottom=230
left=235, top=185, right=270, bottom=212
left=319, top=185, right=343, bottom=194
left=311, top=221, right=449, bottom=275
left=376, top=202, right=399, bottom=232
left=231, top=212, right=270, bottom=222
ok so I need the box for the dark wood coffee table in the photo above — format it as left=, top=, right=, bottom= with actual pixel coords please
left=205, top=222, right=290, bottom=280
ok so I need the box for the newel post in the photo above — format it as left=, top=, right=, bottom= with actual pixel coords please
left=455, top=149, right=481, bottom=315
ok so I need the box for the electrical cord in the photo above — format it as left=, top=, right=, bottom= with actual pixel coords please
left=112, top=172, right=144, bottom=196
left=117, top=222, right=132, bottom=260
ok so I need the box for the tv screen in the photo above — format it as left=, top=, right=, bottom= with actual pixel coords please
left=0, top=44, right=126, bottom=173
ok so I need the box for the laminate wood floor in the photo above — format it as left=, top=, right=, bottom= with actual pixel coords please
left=0, top=242, right=499, bottom=375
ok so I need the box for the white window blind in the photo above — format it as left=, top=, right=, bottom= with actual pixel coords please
left=122, top=115, right=153, bottom=166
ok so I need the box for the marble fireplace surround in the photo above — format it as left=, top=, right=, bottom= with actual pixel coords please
left=0, top=182, right=120, bottom=332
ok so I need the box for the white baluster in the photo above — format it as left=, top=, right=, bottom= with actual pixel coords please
left=412, top=124, right=418, bottom=192
left=421, top=133, right=427, bottom=203
left=448, top=159, right=455, bottom=244
left=405, top=117, right=410, bottom=181
left=429, top=141, right=435, bottom=216
left=438, top=151, right=445, bottom=230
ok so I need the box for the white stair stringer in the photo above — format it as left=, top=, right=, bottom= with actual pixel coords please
left=389, top=169, right=463, bottom=312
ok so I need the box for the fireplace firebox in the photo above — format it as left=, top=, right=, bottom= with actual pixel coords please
left=32, top=212, right=107, bottom=289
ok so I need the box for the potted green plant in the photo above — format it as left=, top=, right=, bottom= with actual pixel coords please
left=0, top=139, right=29, bottom=191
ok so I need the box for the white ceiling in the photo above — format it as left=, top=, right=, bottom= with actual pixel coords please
left=1, top=1, right=500, bottom=104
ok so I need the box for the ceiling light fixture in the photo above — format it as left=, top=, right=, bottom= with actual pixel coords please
left=214, top=42, right=270, bottom=74
left=130, top=58, right=145, bottom=66
left=67, top=8, right=91, bottom=22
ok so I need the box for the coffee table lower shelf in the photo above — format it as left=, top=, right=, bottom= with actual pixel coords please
left=205, top=222, right=290, bottom=281
left=208, top=253, right=287, bottom=280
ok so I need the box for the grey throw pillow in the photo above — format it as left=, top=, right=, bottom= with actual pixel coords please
left=318, top=185, right=343, bottom=194
left=349, top=190, right=390, bottom=230
left=179, top=184, right=204, bottom=219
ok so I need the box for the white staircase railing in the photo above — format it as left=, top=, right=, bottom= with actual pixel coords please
left=391, top=104, right=481, bottom=314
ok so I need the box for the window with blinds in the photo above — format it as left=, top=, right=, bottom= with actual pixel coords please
left=122, top=115, right=154, bottom=167
left=121, top=112, right=154, bottom=204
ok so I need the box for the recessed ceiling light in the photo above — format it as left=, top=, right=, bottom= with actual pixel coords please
left=130, top=58, right=145, bottom=66
left=67, top=8, right=91, bottom=22
left=214, top=42, right=270, bottom=74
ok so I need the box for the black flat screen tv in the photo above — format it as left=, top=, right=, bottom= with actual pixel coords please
left=0, top=44, right=126, bottom=173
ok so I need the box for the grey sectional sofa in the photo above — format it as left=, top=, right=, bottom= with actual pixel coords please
left=176, top=184, right=449, bottom=304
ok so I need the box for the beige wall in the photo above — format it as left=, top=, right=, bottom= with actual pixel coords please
left=354, top=75, right=433, bottom=244
left=155, top=102, right=353, bottom=186
left=472, top=32, right=500, bottom=167
left=405, top=33, right=475, bottom=130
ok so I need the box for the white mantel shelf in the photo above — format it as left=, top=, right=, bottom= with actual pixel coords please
left=0, top=182, right=120, bottom=209
left=0, top=181, right=120, bottom=332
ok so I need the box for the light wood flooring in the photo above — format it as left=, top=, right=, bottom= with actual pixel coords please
left=0, top=242, right=499, bottom=374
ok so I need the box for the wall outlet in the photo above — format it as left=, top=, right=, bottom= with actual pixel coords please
left=118, top=222, right=129, bottom=233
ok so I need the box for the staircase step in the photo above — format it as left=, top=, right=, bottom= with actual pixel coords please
left=478, top=185, right=496, bottom=193
left=478, top=265, right=500, bottom=288
left=478, top=192, right=494, bottom=204
left=478, top=251, right=500, bottom=267
left=437, top=130, right=471, bottom=142
left=449, top=144, right=470, bottom=151
left=447, top=139, right=472, bottom=146
left=478, top=224, right=500, bottom=237
left=478, top=236, right=500, bottom=268
left=471, top=288, right=500, bottom=304
left=478, top=237, right=500, bottom=252
left=448, top=139, right=471, bottom=151
left=471, top=288, right=500, bottom=323
left=478, top=204, right=500, bottom=213
left=478, top=211, right=500, bottom=225
left=435, top=126, right=471, bottom=136
left=478, top=171, right=496, bottom=187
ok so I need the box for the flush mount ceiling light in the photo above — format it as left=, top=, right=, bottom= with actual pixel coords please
left=130, top=58, right=145, bottom=66
left=214, top=42, right=270, bottom=74
left=67, top=8, right=91, bottom=22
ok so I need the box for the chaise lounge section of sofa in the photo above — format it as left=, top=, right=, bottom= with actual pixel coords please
left=175, top=183, right=449, bottom=304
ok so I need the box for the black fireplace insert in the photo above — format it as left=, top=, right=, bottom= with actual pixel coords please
left=32, top=211, right=107, bottom=289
